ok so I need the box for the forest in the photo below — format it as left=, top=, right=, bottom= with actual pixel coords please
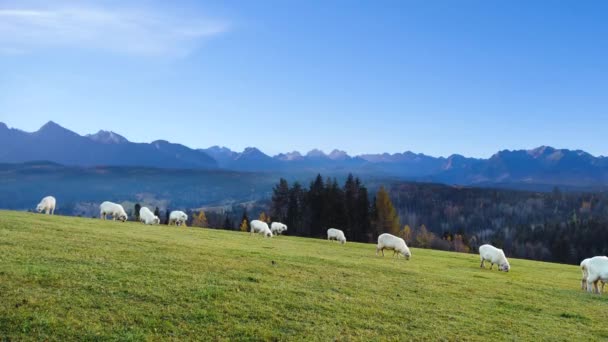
left=260, top=175, right=608, bottom=265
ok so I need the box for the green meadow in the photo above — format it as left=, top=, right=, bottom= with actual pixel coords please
left=0, top=210, right=606, bottom=341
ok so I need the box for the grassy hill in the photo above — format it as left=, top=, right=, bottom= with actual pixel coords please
left=0, top=211, right=606, bottom=340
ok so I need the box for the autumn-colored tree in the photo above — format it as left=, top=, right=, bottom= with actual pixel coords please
left=401, top=224, right=412, bottom=242
left=240, top=219, right=249, bottom=232
left=415, top=224, right=435, bottom=248
left=375, top=186, right=400, bottom=236
left=192, top=211, right=208, bottom=228
left=453, top=234, right=470, bottom=253
left=259, top=211, right=270, bottom=223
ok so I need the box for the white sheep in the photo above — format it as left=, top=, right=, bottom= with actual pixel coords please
left=479, top=244, right=510, bottom=272
left=270, top=222, right=288, bottom=235
left=327, top=228, right=346, bottom=244
left=99, top=201, right=128, bottom=222
left=169, top=210, right=188, bottom=226
left=36, top=196, right=56, bottom=215
left=579, top=258, right=605, bottom=291
left=250, top=220, right=272, bottom=238
left=585, top=256, right=608, bottom=294
left=376, top=233, right=411, bottom=260
left=139, top=206, right=160, bottom=225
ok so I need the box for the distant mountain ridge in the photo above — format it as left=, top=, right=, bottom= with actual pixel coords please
left=1, top=121, right=607, bottom=188
left=0, top=121, right=217, bottom=169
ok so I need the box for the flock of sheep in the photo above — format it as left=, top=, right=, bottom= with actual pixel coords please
left=35, top=195, right=608, bottom=294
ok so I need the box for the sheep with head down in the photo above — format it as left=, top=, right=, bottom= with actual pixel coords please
left=376, top=233, right=410, bottom=260
left=327, top=228, right=346, bottom=244
left=99, top=201, right=128, bottom=222
left=169, top=210, right=188, bottom=226
left=139, top=206, right=160, bottom=225
left=250, top=220, right=272, bottom=238
left=479, top=244, right=510, bottom=272
left=581, top=257, right=606, bottom=292
left=36, top=196, right=56, bottom=215
left=584, top=256, right=608, bottom=294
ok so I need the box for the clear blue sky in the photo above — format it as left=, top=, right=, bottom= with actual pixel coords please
left=1, top=0, right=607, bottom=158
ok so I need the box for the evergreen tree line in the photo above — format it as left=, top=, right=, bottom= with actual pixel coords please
left=270, top=174, right=378, bottom=242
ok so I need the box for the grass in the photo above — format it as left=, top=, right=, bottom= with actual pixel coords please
left=1, top=210, right=607, bottom=341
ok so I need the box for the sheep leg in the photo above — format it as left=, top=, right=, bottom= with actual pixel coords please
left=480, top=259, right=485, bottom=268
left=602, top=281, right=606, bottom=294
left=490, top=263, right=494, bottom=270
left=51, top=207, right=55, bottom=215
left=594, top=281, right=600, bottom=294
left=581, top=278, right=586, bottom=291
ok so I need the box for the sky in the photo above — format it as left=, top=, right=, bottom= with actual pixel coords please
left=1, top=0, right=607, bottom=158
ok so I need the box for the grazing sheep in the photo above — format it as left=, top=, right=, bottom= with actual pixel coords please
left=139, top=207, right=160, bottom=225
left=99, top=201, right=128, bottom=222
left=479, top=244, right=510, bottom=272
left=270, top=222, right=288, bottom=235
left=376, top=233, right=411, bottom=260
left=36, top=196, right=56, bottom=215
left=579, top=258, right=605, bottom=291
left=250, top=220, right=272, bottom=238
left=327, top=228, right=346, bottom=244
left=585, top=256, right=608, bottom=294
left=169, top=210, right=188, bottom=226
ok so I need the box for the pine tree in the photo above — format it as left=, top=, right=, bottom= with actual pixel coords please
left=343, top=174, right=357, bottom=241
left=356, top=181, right=372, bottom=242
left=307, top=174, right=325, bottom=237
left=134, top=203, right=141, bottom=221
left=271, top=178, right=290, bottom=223
left=326, top=178, right=346, bottom=230
left=287, top=181, right=305, bottom=235
left=223, top=215, right=233, bottom=229
left=375, top=186, right=400, bottom=236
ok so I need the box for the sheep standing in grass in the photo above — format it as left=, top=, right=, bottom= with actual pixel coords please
left=139, top=207, right=160, bottom=225
left=99, top=201, right=128, bottom=222
left=169, top=210, right=188, bottom=226
left=585, top=256, right=608, bottom=294
left=327, top=228, right=346, bottom=244
left=479, top=244, right=510, bottom=272
left=36, top=196, right=56, bottom=215
left=270, top=222, right=287, bottom=235
left=376, top=233, right=411, bottom=260
left=580, top=258, right=605, bottom=291
left=250, top=220, right=272, bottom=238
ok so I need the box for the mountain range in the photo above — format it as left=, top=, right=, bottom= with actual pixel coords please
left=1, top=121, right=608, bottom=189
